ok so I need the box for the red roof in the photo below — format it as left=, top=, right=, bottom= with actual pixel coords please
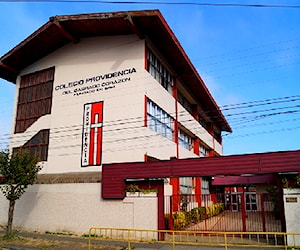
left=102, top=150, right=300, bottom=198
left=211, top=174, right=276, bottom=186
left=0, top=10, right=231, bottom=132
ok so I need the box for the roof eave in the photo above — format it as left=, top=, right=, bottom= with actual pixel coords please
left=0, top=9, right=231, bottom=132
left=153, top=12, right=232, bottom=132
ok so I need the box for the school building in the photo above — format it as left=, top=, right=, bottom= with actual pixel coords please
left=1, top=10, right=298, bottom=236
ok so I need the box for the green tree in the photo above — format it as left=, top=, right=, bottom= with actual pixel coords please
left=0, top=149, right=42, bottom=236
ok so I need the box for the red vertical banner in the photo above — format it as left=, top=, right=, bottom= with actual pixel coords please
left=81, top=101, right=103, bottom=167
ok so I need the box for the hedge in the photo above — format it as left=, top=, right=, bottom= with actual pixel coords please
left=169, top=203, right=225, bottom=230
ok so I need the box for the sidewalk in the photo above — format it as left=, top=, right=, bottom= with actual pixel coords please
left=0, top=230, right=284, bottom=250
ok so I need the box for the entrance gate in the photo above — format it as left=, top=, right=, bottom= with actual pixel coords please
left=164, top=193, right=283, bottom=232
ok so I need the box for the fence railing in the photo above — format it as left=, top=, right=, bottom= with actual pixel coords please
left=164, top=193, right=283, bottom=232
left=88, top=227, right=300, bottom=250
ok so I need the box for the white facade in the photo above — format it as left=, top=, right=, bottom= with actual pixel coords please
left=0, top=11, right=231, bottom=234
left=10, top=34, right=223, bottom=175
left=283, top=188, right=300, bottom=246
left=0, top=183, right=157, bottom=234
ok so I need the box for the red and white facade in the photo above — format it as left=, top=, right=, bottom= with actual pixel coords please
left=1, top=10, right=231, bottom=195
left=1, top=11, right=300, bottom=235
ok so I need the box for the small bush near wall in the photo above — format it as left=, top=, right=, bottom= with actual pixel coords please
left=190, top=206, right=206, bottom=223
left=171, top=203, right=225, bottom=230
left=173, top=211, right=187, bottom=230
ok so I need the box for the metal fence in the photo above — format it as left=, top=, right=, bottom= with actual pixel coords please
left=164, top=193, right=283, bottom=232
left=88, top=227, right=300, bottom=250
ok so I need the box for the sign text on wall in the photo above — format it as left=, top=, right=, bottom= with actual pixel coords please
left=55, top=67, right=136, bottom=96
left=286, top=197, right=298, bottom=203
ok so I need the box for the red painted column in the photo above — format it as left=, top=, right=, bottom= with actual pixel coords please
left=173, top=79, right=179, bottom=159
left=209, top=150, right=215, bottom=157
left=241, top=193, right=247, bottom=232
left=260, top=193, right=266, bottom=232
left=194, top=138, right=200, bottom=155
left=195, top=177, right=202, bottom=206
left=193, top=138, right=202, bottom=206
left=170, top=177, right=180, bottom=211
left=170, top=79, right=180, bottom=211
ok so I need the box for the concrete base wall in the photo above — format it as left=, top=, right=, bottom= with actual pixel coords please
left=0, top=183, right=157, bottom=235
left=283, top=188, right=300, bottom=246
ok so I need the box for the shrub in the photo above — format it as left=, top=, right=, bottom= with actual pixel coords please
left=205, top=203, right=225, bottom=218
left=190, top=207, right=205, bottom=223
left=126, top=184, right=140, bottom=193
left=168, top=203, right=225, bottom=230
left=185, top=210, right=192, bottom=225
left=172, top=211, right=187, bottom=230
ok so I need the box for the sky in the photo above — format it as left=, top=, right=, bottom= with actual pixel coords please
left=0, top=0, right=299, bottom=156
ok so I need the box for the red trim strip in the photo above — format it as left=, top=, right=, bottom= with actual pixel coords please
left=144, top=95, right=148, bottom=127
left=97, top=126, right=102, bottom=165
left=194, top=138, right=200, bottom=155
left=144, top=44, right=148, bottom=71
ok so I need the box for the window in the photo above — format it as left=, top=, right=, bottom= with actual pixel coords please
left=200, top=144, right=209, bottom=157
left=178, top=91, right=193, bottom=114
left=201, top=177, right=210, bottom=195
left=198, top=113, right=208, bottom=129
left=214, top=130, right=222, bottom=144
left=147, top=99, right=173, bottom=140
left=15, top=67, right=54, bottom=133
left=147, top=49, right=173, bottom=94
left=13, top=129, right=49, bottom=161
left=178, top=129, right=194, bottom=151
left=180, top=177, right=193, bottom=194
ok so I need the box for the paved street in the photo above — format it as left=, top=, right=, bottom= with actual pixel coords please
left=0, top=230, right=289, bottom=250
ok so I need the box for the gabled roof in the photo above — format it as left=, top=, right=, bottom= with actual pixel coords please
left=0, top=9, right=231, bottom=132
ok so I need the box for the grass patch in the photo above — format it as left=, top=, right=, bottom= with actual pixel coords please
left=45, top=231, right=76, bottom=236
left=82, top=233, right=103, bottom=238
left=1, top=234, right=21, bottom=241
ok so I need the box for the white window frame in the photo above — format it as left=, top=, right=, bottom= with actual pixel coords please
left=178, top=129, right=194, bottom=151
left=201, top=177, right=210, bottom=195
left=200, top=144, right=209, bottom=157
left=180, top=177, right=193, bottom=194
left=147, top=49, right=173, bottom=94
left=147, top=99, right=174, bottom=141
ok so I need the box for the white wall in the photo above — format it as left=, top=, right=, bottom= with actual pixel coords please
left=10, top=35, right=152, bottom=174
left=10, top=34, right=223, bottom=175
left=0, top=183, right=157, bottom=235
left=283, top=188, right=300, bottom=246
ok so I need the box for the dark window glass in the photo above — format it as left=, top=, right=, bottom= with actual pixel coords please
left=13, top=129, right=50, bottom=161
left=147, top=49, right=173, bottom=94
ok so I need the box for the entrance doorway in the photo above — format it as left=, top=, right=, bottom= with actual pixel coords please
left=164, top=192, right=283, bottom=232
